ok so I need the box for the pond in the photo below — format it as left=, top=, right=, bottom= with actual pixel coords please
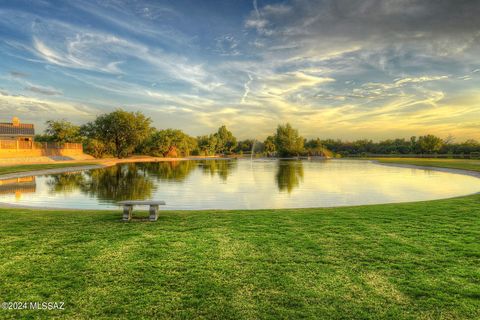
left=1, top=159, right=479, bottom=210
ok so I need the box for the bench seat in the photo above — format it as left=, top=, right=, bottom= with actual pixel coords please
left=118, top=200, right=166, bottom=222
left=118, top=200, right=166, bottom=206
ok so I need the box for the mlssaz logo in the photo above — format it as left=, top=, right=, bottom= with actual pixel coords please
left=30, top=302, right=65, bottom=310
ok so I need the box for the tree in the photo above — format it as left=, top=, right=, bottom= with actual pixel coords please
left=44, top=119, right=81, bottom=143
left=417, top=135, right=444, bottom=154
left=81, top=109, right=152, bottom=158
left=197, top=134, right=217, bottom=156
left=263, top=136, right=276, bottom=156
left=305, top=138, right=332, bottom=157
left=142, top=129, right=197, bottom=157
left=213, top=125, right=237, bottom=154
left=409, top=136, right=417, bottom=153
left=82, top=138, right=110, bottom=159
left=236, top=139, right=255, bottom=153
left=273, top=123, right=304, bottom=157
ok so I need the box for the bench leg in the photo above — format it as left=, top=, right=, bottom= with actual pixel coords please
left=149, top=205, right=159, bottom=222
left=123, top=205, right=133, bottom=221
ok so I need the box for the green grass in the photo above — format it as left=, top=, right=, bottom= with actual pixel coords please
left=368, top=157, right=480, bottom=173
left=0, top=163, right=96, bottom=176
left=0, top=196, right=479, bottom=319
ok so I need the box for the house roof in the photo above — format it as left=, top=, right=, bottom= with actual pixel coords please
left=0, top=123, right=35, bottom=136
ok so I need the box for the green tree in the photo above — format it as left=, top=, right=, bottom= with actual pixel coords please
left=213, top=125, right=237, bottom=154
left=235, top=139, right=254, bottom=153
left=81, top=109, right=152, bottom=158
left=82, top=138, right=110, bottom=159
left=417, top=135, right=444, bottom=154
left=305, top=138, right=333, bottom=157
left=273, top=123, right=304, bottom=157
left=197, top=134, right=217, bottom=156
left=44, top=119, right=81, bottom=143
left=143, top=129, right=197, bottom=157
left=264, top=135, right=276, bottom=156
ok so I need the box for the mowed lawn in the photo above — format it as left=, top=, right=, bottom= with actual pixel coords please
left=0, top=195, right=479, bottom=319
left=371, top=157, right=480, bottom=172
left=0, top=163, right=96, bottom=176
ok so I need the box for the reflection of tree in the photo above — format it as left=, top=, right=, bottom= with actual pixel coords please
left=80, top=164, right=155, bottom=201
left=198, top=160, right=237, bottom=181
left=44, top=160, right=236, bottom=203
left=47, top=164, right=156, bottom=202
left=276, top=160, right=304, bottom=193
left=137, top=161, right=197, bottom=182
left=47, top=173, right=85, bottom=194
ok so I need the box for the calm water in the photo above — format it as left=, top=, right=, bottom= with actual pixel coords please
left=1, top=159, right=479, bottom=210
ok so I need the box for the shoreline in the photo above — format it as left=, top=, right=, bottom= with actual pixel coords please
left=370, top=160, right=480, bottom=179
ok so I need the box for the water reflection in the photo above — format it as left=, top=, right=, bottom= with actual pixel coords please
left=4, top=159, right=480, bottom=210
left=82, top=164, right=157, bottom=201
left=47, top=172, right=86, bottom=194
left=0, top=176, right=36, bottom=199
left=43, top=160, right=237, bottom=203
left=139, top=161, right=197, bottom=182
left=276, top=160, right=304, bottom=193
left=198, top=159, right=237, bottom=181
left=46, top=164, right=156, bottom=202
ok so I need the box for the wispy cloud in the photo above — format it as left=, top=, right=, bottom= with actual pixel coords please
left=25, top=84, right=62, bottom=96
left=0, top=89, right=98, bottom=127
left=241, top=73, right=253, bottom=103
left=0, top=1, right=479, bottom=140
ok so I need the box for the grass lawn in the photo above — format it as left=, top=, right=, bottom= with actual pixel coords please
left=368, top=157, right=480, bottom=173
left=0, top=158, right=479, bottom=319
left=0, top=163, right=96, bottom=176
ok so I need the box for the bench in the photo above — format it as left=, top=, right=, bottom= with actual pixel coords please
left=117, top=200, right=166, bottom=222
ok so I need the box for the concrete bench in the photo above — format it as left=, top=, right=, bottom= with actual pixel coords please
left=118, top=200, right=166, bottom=222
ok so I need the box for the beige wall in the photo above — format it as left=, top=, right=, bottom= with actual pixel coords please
left=0, top=148, right=85, bottom=158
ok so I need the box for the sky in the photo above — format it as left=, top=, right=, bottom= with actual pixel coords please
left=0, top=0, right=479, bottom=141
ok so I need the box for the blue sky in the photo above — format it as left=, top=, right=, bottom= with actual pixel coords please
left=0, top=0, right=479, bottom=140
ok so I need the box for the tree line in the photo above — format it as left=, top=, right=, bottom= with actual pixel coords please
left=35, top=109, right=480, bottom=158
left=36, top=109, right=238, bottom=158
left=320, top=136, right=480, bottom=157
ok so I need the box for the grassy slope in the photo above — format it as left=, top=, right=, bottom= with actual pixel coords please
left=370, top=158, right=480, bottom=172
left=0, top=196, right=479, bottom=319
left=0, top=163, right=96, bottom=176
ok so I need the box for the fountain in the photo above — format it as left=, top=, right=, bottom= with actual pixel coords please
left=250, top=139, right=256, bottom=161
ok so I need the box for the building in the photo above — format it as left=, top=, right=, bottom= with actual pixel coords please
left=0, top=117, right=35, bottom=141
left=0, top=116, right=88, bottom=159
